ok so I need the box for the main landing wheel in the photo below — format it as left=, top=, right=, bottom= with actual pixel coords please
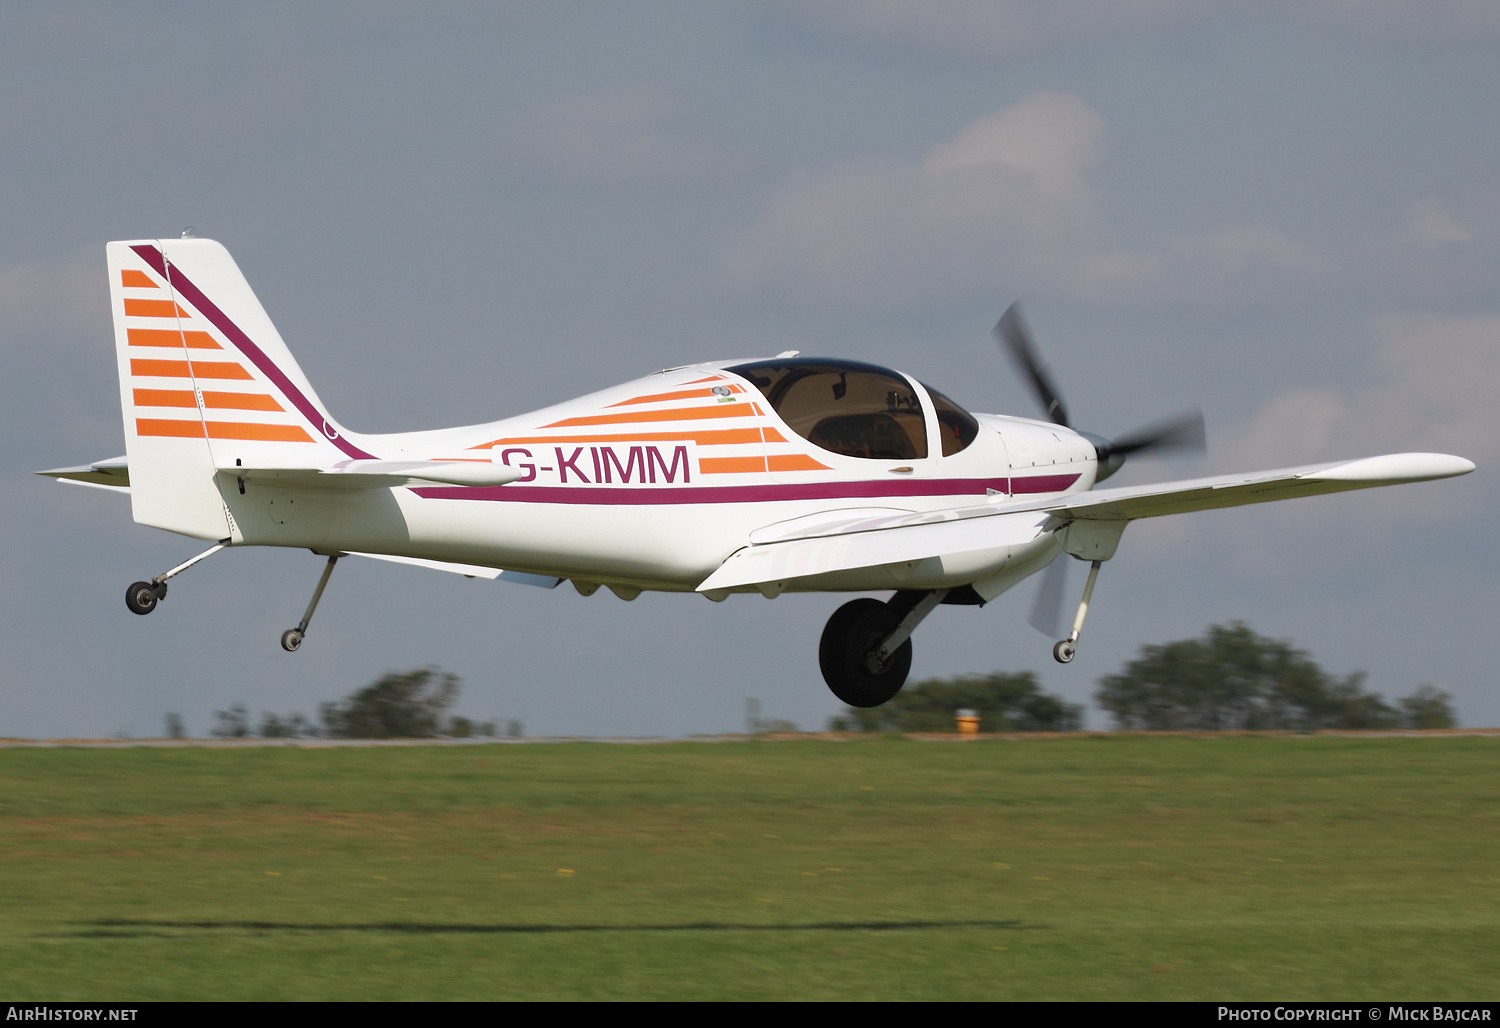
left=1053, top=639, right=1076, bottom=664
left=819, top=598, right=912, bottom=708
left=125, top=581, right=164, bottom=616
left=280, top=629, right=303, bottom=652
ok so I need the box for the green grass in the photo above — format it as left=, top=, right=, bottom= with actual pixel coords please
left=1, top=735, right=1497, bottom=1000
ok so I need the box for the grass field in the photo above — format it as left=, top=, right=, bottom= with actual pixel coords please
left=1, top=734, right=1497, bottom=1000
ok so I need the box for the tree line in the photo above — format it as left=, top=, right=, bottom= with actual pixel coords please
left=166, top=622, right=1457, bottom=739
left=182, top=667, right=524, bottom=740
left=831, top=621, right=1456, bottom=733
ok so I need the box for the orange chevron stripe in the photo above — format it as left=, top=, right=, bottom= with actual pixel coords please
left=544, top=404, right=758, bottom=428
left=134, top=388, right=197, bottom=409
left=762, top=427, right=788, bottom=443
left=123, top=298, right=190, bottom=318
left=136, top=418, right=205, bottom=438
left=470, top=427, right=764, bottom=450
left=206, top=422, right=314, bottom=442
left=130, top=358, right=253, bottom=380
left=683, top=375, right=725, bottom=384
left=699, top=456, right=767, bottom=475
left=120, top=270, right=157, bottom=288
left=203, top=392, right=284, bottom=412
left=127, top=328, right=221, bottom=349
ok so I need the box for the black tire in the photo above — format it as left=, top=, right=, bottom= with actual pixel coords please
left=818, top=598, right=912, bottom=708
left=125, top=581, right=158, bottom=616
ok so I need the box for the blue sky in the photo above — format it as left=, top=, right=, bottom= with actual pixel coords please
left=3, top=1, right=1497, bottom=736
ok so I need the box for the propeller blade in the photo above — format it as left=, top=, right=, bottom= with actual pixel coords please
left=1027, top=552, right=1069, bottom=639
left=1100, top=409, right=1206, bottom=459
left=995, top=303, right=1070, bottom=428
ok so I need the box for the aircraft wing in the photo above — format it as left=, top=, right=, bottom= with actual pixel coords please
left=696, top=452, right=1473, bottom=592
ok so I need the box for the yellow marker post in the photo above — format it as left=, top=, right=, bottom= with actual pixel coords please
left=956, top=708, right=979, bottom=737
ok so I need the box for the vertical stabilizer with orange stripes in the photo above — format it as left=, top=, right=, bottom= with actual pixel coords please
left=107, top=238, right=361, bottom=539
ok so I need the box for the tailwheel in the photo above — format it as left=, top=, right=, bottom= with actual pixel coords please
left=125, top=580, right=164, bottom=616
left=818, top=598, right=912, bottom=708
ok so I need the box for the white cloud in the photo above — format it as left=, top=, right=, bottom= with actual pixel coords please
left=725, top=92, right=1325, bottom=306
left=522, top=84, right=719, bottom=182
left=1211, top=312, right=1500, bottom=519
left=1405, top=197, right=1474, bottom=249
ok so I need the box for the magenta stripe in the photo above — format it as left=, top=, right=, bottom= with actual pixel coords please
left=411, top=473, right=1080, bottom=506
left=132, top=244, right=376, bottom=460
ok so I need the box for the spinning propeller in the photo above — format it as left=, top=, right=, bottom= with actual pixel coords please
left=994, top=302, right=1206, bottom=637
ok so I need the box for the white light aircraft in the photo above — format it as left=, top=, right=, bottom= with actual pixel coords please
left=41, top=236, right=1475, bottom=708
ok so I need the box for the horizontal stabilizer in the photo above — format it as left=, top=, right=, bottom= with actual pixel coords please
left=37, top=456, right=131, bottom=488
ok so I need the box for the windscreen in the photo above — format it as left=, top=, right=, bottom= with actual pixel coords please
left=923, top=384, right=980, bottom=456
left=728, top=359, right=927, bottom=460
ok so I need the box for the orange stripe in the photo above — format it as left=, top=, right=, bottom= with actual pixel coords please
left=768, top=453, right=831, bottom=472
left=471, top=428, right=764, bottom=450
left=130, top=359, right=253, bottom=380
left=205, top=422, right=314, bottom=442
left=762, top=427, right=788, bottom=443
left=123, top=298, right=190, bottom=318
left=131, top=358, right=190, bottom=378
left=120, top=270, right=157, bottom=288
left=127, top=328, right=221, bottom=349
left=202, top=392, right=284, bottom=412
left=187, top=362, right=253, bottom=380
left=134, top=388, right=197, bottom=409
left=700, top=456, right=767, bottom=475
left=136, top=418, right=205, bottom=438
left=545, top=404, right=758, bottom=428
left=683, top=375, right=725, bottom=384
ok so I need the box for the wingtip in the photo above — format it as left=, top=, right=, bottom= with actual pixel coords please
left=1307, top=452, right=1475, bottom=483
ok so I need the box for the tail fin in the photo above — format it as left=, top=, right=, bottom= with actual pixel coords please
left=108, top=238, right=369, bottom=539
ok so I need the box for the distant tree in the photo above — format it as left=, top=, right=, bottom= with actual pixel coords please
left=164, top=713, right=186, bottom=739
left=448, top=716, right=498, bottom=739
left=1095, top=622, right=1448, bottom=731
left=829, top=671, right=1083, bottom=733
left=211, top=704, right=251, bottom=739
left=320, top=667, right=461, bottom=739
left=505, top=719, right=525, bottom=739
left=259, top=712, right=317, bottom=738
left=1398, top=685, right=1457, bottom=730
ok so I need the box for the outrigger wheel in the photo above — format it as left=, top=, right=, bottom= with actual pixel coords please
left=818, top=598, right=912, bottom=708
left=125, top=580, right=165, bottom=616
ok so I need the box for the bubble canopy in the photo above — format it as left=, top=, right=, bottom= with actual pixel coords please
left=727, top=358, right=979, bottom=461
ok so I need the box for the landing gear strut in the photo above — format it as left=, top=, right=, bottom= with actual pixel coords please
left=1053, top=559, right=1102, bottom=664
left=124, top=541, right=228, bottom=616
left=281, top=555, right=339, bottom=652
left=819, top=589, right=948, bottom=707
